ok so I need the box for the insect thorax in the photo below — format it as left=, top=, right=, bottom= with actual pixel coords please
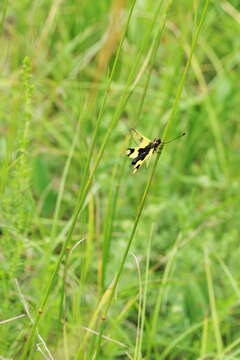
left=152, top=138, right=161, bottom=150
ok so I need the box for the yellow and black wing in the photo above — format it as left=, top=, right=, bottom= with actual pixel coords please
left=126, top=129, right=153, bottom=173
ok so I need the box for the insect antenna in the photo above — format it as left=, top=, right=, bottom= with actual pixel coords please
left=163, top=132, right=186, bottom=145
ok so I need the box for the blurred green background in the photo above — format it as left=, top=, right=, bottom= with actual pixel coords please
left=0, top=0, right=240, bottom=359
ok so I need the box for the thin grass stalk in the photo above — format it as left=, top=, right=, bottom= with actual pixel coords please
left=132, top=252, right=143, bottom=360
left=200, top=314, right=209, bottom=358
left=134, top=225, right=153, bottom=360
left=63, top=321, right=70, bottom=360
left=80, top=194, right=95, bottom=284
left=50, top=104, right=83, bottom=241
left=0, top=0, right=8, bottom=33
left=147, top=236, right=180, bottom=357
left=214, top=254, right=240, bottom=300
left=101, top=156, right=126, bottom=292
left=100, top=163, right=118, bottom=291
left=204, top=250, right=223, bottom=359
left=135, top=0, right=171, bottom=121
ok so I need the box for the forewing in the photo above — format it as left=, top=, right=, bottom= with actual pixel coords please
left=130, top=128, right=151, bottom=147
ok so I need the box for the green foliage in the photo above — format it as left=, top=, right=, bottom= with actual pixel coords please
left=0, top=0, right=240, bottom=359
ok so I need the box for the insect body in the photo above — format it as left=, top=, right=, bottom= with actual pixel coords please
left=126, top=128, right=185, bottom=173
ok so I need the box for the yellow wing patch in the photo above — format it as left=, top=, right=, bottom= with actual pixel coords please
left=126, top=147, right=139, bottom=159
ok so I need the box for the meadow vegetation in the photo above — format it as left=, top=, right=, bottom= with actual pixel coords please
left=0, top=0, right=240, bottom=359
